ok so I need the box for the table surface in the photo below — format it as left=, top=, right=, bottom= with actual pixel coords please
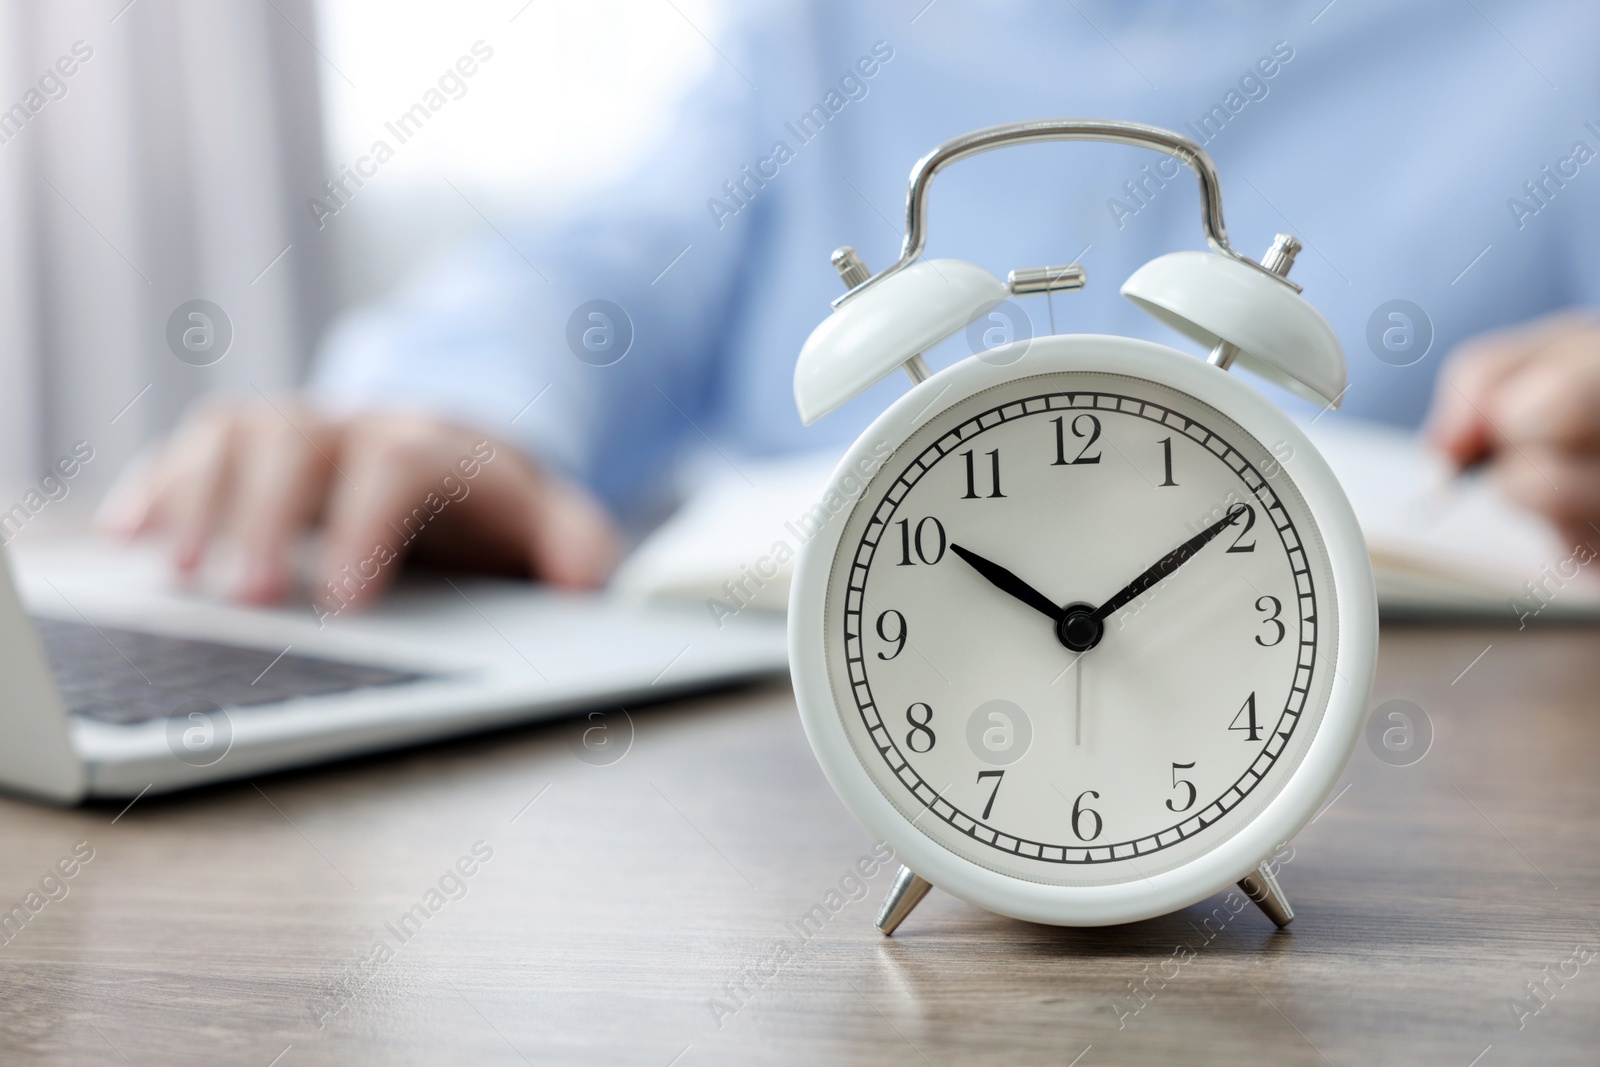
left=3, top=621, right=1597, bottom=1066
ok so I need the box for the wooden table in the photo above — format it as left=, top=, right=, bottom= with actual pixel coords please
left=2, top=622, right=1597, bottom=1065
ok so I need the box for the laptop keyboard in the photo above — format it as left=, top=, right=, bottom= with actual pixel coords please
left=33, top=616, right=428, bottom=725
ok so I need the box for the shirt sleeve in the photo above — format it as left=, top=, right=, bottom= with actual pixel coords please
left=309, top=9, right=778, bottom=527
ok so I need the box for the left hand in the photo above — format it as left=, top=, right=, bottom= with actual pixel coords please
left=95, top=401, right=620, bottom=609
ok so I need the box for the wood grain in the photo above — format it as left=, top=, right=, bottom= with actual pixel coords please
left=0, top=622, right=1597, bottom=1065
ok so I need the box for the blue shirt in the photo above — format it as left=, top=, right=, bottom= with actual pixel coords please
left=313, top=0, right=1600, bottom=528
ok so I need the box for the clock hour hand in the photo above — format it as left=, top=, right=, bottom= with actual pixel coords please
left=1090, top=503, right=1248, bottom=623
left=950, top=543, right=1064, bottom=623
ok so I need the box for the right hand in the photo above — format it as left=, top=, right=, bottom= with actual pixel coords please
left=95, top=400, right=620, bottom=610
left=1425, top=310, right=1600, bottom=549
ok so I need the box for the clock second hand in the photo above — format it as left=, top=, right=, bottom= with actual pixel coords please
left=954, top=514, right=1241, bottom=746
left=1074, top=651, right=1083, bottom=746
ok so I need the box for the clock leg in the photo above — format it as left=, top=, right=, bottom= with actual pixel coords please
left=875, top=865, right=933, bottom=936
left=1238, top=861, right=1294, bottom=928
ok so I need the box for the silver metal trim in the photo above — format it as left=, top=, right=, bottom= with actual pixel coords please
left=1008, top=263, right=1087, bottom=295
left=831, top=246, right=872, bottom=290
left=875, top=865, right=933, bottom=935
left=833, top=119, right=1301, bottom=309
left=1259, top=232, right=1303, bottom=277
left=1238, top=860, right=1294, bottom=928
left=1208, top=232, right=1303, bottom=370
left=831, top=246, right=931, bottom=385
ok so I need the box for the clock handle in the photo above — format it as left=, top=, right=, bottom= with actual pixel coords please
left=1239, top=860, right=1295, bottom=928
left=875, top=865, right=934, bottom=936
left=832, top=118, right=1296, bottom=311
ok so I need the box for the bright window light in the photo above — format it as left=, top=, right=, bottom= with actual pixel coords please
left=314, top=0, right=730, bottom=207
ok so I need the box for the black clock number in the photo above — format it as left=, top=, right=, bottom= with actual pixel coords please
left=1071, top=790, right=1103, bottom=841
left=1254, top=595, right=1285, bottom=647
left=1166, top=762, right=1197, bottom=812
left=960, top=449, right=1005, bottom=499
left=1158, top=436, right=1178, bottom=486
left=1229, top=691, right=1262, bottom=742
left=1225, top=503, right=1257, bottom=553
left=905, top=702, right=936, bottom=753
left=875, top=610, right=907, bottom=660
left=1052, top=414, right=1102, bottom=465
left=896, top=517, right=947, bottom=566
left=976, top=770, right=1004, bottom=819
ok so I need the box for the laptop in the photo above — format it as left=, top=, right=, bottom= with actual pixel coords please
left=0, top=538, right=788, bottom=803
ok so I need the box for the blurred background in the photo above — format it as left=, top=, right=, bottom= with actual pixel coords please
left=0, top=0, right=726, bottom=515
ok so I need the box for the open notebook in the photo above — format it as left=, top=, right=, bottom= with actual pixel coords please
left=612, top=419, right=1600, bottom=624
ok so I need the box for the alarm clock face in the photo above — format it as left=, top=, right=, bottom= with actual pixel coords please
left=818, top=358, right=1341, bottom=891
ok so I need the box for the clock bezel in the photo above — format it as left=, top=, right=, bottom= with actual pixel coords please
left=788, top=333, right=1377, bottom=927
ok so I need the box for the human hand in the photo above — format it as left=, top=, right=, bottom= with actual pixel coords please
left=96, top=400, right=620, bottom=610
left=1426, top=310, right=1600, bottom=549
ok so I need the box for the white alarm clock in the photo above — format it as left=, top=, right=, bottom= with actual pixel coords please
left=787, top=120, right=1376, bottom=933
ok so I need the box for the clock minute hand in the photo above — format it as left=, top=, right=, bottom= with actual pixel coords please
left=1091, top=503, right=1248, bottom=623
left=950, top=543, right=1065, bottom=623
